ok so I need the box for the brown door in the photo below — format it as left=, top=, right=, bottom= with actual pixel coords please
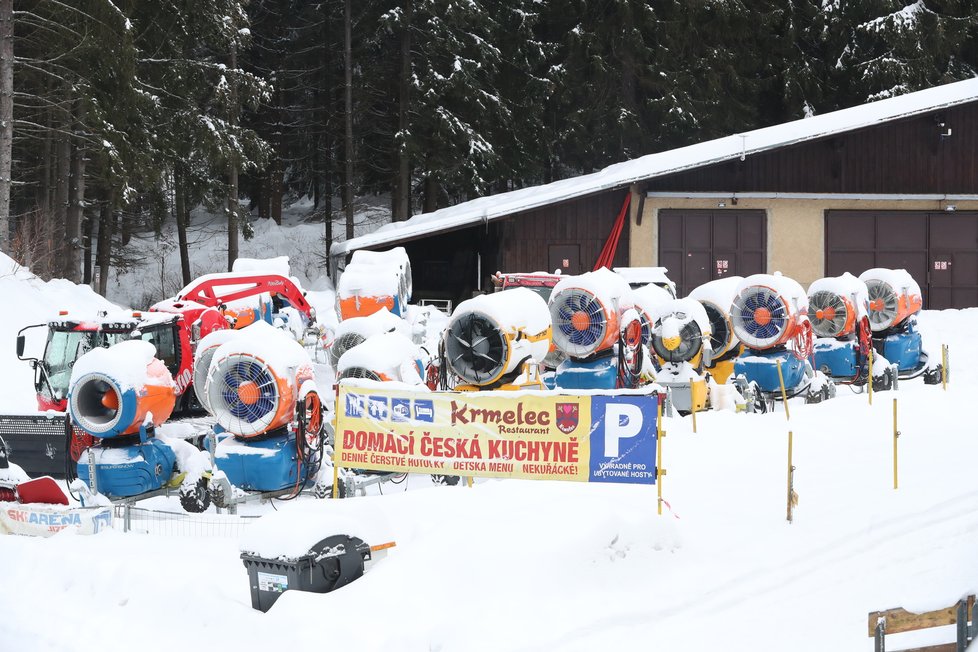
left=548, top=244, right=581, bottom=275
left=929, top=213, right=978, bottom=309
left=658, top=209, right=766, bottom=297
left=825, top=211, right=978, bottom=309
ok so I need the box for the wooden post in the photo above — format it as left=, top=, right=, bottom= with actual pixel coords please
left=787, top=430, right=795, bottom=523
left=691, top=397, right=697, bottom=434
left=776, top=359, right=791, bottom=421
left=657, top=396, right=665, bottom=516
left=893, top=398, right=899, bottom=490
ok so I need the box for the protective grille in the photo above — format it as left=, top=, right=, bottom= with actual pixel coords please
left=445, top=312, right=507, bottom=386
left=193, top=345, right=219, bottom=411
left=330, top=332, right=367, bottom=369
left=207, top=354, right=280, bottom=438
left=338, top=367, right=382, bottom=382
left=732, top=287, right=790, bottom=350
left=808, top=290, right=849, bottom=339
left=550, top=288, right=608, bottom=358
left=702, top=302, right=731, bottom=355
left=865, top=280, right=899, bottom=331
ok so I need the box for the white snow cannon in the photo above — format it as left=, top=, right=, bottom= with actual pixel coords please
left=807, top=273, right=894, bottom=389
left=202, top=322, right=325, bottom=496
left=688, top=276, right=744, bottom=384
left=731, top=273, right=833, bottom=408
left=442, top=288, right=552, bottom=390
left=337, top=248, right=412, bottom=320
left=336, top=331, right=425, bottom=384
left=329, top=308, right=408, bottom=370
left=858, top=268, right=943, bottom=383
left=648, top=298, right=712, bottom=413
left=548, top=268, right=643, bottom=390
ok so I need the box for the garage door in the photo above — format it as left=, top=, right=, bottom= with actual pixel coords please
left=825, top=211, right=978, bottom=309
left=658, top=209, right=766, bottom=298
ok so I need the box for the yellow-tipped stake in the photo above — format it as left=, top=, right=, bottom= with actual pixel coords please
left=691, top=397, right=698, bottom=434
left=787, top=430, right=795, bottom=523
left=466, top=476, right=474, bottom=488
left=868, top=347, right=874, bottom=406
left=657, top=396, right=665, bottom=516
left=942, top=344, right=949, bottom=390
left=333, top=384, right=341, bottom=499
left=775, top=358, right=791, bottom=421
left=893, top=398, right=899, bottom=490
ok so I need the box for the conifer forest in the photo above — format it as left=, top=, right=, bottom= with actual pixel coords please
left=0, top=1, right=976, bottom=287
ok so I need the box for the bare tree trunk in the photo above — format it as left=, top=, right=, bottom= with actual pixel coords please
left=96, top=188, right=113, bottom=297
left=321, top=1, right=333, bottom=265
left=342, top=0, right=354, bottom=240
left=394, top=0, right=412, bottom=222
left=227, top=40, right=239, bottom=271
left=271, top=156, right=283, bottom=225
left=174, top=167, right=191, bottom=286
left=82, top=206, right=93, bottom=285
left=54, top=110, right=70, bottom=271
left=63, top=101, right=86, bottom=282
left=423, top=174, right=438, bottom=213
left=0, top=0, right=12, bottom=254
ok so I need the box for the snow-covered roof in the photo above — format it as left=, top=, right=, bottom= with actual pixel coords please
left=331, top=77, right=978, bottom=257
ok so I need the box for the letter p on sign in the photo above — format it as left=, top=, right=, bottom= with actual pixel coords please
left=604, top=403, right=643, bottom=458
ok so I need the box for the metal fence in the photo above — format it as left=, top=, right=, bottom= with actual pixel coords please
left=112, top=504, right=261, bottom=537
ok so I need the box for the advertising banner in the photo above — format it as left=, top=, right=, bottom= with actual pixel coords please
left=335, top=385, right=658, bottom=485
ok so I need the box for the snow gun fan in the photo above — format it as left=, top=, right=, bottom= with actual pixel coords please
left=858, top=268, right=943, bottom=382
left=192, top=329, right=241, bottom=412
left=67, top=340, right=189, bottom=501
left=688, top=277, right=744, bottom=384
left=336, top=331, right=425, bottom=384
left=807, top=274, right=892, bottom=389
left=731, top=274, right=832, bottom=406
left=649, top=298, right=712, bottom=414
left=328, top=309, right=406, bottom=370
left=204, top=323, right=324, bottom=496
left=443, top=288, right=551, bottom=390
left=548, top=269, right=642, bottom=390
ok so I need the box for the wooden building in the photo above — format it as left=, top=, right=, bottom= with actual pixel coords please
left=330, top=78, right=978, bottom=309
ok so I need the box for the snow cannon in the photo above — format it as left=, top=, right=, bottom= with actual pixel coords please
left=443, top=288, right=551, bottom=390
left=548, top=269, right=642, bottom=389
left=337, top=248, right=412, bottom=320
left=350, top=247, right=412, bottom=306
left=689, top=276, right=744, bottom=384
left=204, top=323, right=324, bottom=493
left=808, top=274, right=891, bottom=388
left=858, top=268, right=941, bottom=382
left=193, top=328, right=243, bottom=412
left=649, top=298, right=712, bottom=413
left=731, top=274, right=831, bottom=404
left=69, top=340, right=176, bottom=439
left=67, top=340, right=180, bottom=498
left=329, top=308, right=407, bottom=370
left=627, top=283, right=674, bottom=348
left=337, top=331, right=425, bottom=384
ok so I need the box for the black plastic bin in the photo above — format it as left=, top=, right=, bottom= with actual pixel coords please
left=241, top=534, right=368, bottom=612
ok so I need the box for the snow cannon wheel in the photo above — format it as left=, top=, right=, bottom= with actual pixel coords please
left=431, top=474, right=461, bottom=486
left=179, top=477, right=212, bottom=513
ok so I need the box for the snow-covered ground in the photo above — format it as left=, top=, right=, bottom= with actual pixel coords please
left=2, top=211, right=978, bottom=650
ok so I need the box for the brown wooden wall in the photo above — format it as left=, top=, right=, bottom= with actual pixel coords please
left=496, top=189, right=630, bottom=275
left=646, top=101, right=978, bottom=194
